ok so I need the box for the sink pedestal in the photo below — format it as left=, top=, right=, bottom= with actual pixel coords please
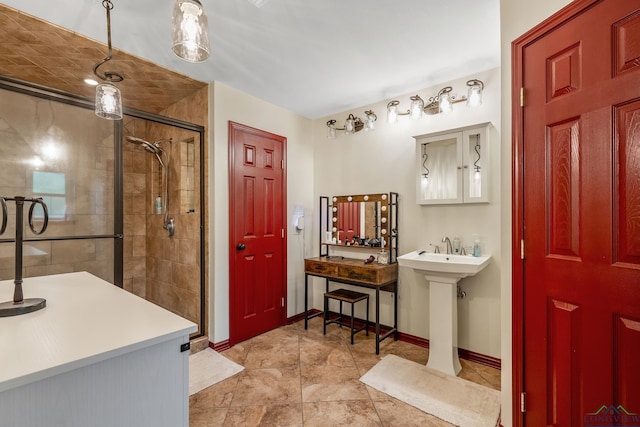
left=396, top=251, right=492, bottom=377
left=425, top=274, right=462, bottom=376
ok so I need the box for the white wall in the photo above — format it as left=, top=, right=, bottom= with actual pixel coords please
left=499, top=0, right=572, bottom=425
left=311, top=67, right=502, bottom=358
left=208, top=82, right=314, bottom=343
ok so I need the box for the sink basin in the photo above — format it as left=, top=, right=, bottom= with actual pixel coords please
left=397, top=251, right=491, bottom=279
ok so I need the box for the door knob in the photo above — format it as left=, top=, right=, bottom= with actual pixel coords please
left=236, top=243, right=246, bottom=250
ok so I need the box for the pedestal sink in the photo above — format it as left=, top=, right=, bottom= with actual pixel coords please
left=397, top=251, right=491, bottom=376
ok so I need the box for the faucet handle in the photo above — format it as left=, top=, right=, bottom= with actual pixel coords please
left=429, top=243, right=441, bottom=254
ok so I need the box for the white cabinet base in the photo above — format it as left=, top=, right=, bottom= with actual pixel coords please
left=0, top=336, right=189, bottom=427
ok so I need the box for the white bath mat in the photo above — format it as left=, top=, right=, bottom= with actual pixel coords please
left=360, top=355, right=500, bottom=427
left=189, top=348, right=244, bottom=395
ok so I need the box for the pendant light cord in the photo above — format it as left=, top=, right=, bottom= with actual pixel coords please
left=93, top=0, right=124, bottom=83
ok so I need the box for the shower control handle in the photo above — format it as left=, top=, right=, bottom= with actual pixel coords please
left=236, top=243, right=246, bottom=251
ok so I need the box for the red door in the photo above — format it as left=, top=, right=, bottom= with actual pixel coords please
left=337, top=201, right=360, bottom=243
left=229, top=122, right=286, bottom=344
left=515, top=1, right=640, bottom=425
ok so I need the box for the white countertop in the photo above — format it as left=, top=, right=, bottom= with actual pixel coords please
left=0, top=271, right=197, bottom=393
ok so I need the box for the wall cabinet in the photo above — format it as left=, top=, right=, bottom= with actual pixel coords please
left=414, top=122, right=491, bottom=205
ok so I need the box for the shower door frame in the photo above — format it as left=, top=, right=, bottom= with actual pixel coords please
left=0, top=76, right=207, bottom=338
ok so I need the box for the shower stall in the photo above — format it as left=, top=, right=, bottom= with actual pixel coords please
left=0, top=77, right=206, bottom=338
left=122, top=116, right=204, bottom=335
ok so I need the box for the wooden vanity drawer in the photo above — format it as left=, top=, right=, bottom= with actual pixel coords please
left=305, top=257, right=397, bottom=285
left=304, top=258, right=338, bottom=276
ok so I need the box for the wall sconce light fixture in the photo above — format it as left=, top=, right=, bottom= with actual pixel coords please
left=387, top=79, right=484, bottom=124
left=421, top=145, right=430, bottom=185
left=92, top=0, right=124, bottom=120
left=172, top=0, right=211, bottom=63
left=473, top=134, right=482, bottom=180
left=326, top=110, right=377, bottom=139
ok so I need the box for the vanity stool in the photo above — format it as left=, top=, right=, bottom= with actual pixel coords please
left=323, top=288, right=369, bottom=344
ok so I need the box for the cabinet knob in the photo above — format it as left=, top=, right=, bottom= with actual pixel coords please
left=236, top=243, right=246, bottom=250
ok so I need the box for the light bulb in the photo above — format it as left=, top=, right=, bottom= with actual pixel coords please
left=474, top=170, right=481, bottom=180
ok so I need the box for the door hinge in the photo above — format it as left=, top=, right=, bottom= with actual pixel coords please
left=521, top=239, right=525, bottom=260
left=520, top=392, right=526, bottom=413
left=281, top=297, right=285, bottom=307
left=520, top=87, right=525, bottom=107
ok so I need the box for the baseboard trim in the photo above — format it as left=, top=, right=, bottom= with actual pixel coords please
left=286, top=310, right=318, bottom=325
left=210, top=339, right=231, bottom=352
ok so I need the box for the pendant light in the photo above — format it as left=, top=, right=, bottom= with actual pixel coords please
left=172, top=0, right=210, bottom=63
left=92, top=0, right=124, bottom=120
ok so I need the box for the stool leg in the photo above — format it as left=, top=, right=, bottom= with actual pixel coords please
left=323, top=295, right=328, bottom=335
left=366, top=297, right=369, bottom=336
left=339, top=301, right=343, bottom=328
left=351, top=302, right=356, bottom=344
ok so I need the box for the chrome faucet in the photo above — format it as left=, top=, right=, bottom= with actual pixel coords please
left=442, top=236, right=453, bottom=254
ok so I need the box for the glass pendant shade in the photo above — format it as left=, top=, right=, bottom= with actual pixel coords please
left=327, top=123, right=336, bottom=139
left=172, top=0, right=210, bottom=63
left=95, top=83, right=123, bottom=120
left=365, top=114, right=376, bottom=131
left=439, top=92, right=453, bottom=114
left=467, top=84, right=483, bottom=107
left=409, top=96, right=424, bottom=119
left=344, top=116, right=355, bottom=134
left=387, top=103, right=399, bottom=124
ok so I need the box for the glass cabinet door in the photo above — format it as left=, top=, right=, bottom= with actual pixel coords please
left=415, top=122, right=491, bottom=205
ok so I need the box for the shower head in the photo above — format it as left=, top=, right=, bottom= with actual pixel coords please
left=126, top=136, right=160, bottom=154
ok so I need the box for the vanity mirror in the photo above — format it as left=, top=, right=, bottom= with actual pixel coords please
left=318, top=193, right=399, bottom=263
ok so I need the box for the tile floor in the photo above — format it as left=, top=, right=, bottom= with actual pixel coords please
left=189, top=317, right=501, bottom=426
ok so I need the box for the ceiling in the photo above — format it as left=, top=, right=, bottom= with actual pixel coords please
left=0, top=0, right=500, bottom=119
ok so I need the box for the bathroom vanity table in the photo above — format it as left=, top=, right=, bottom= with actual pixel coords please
left=0, top=271, right=197, bottom=427
left=304, top=256, right=398, bottom=354
left=305, top=192, right=400, bottom=354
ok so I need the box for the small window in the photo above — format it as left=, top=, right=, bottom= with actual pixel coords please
left=32, top=171, right=66, bottom=220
